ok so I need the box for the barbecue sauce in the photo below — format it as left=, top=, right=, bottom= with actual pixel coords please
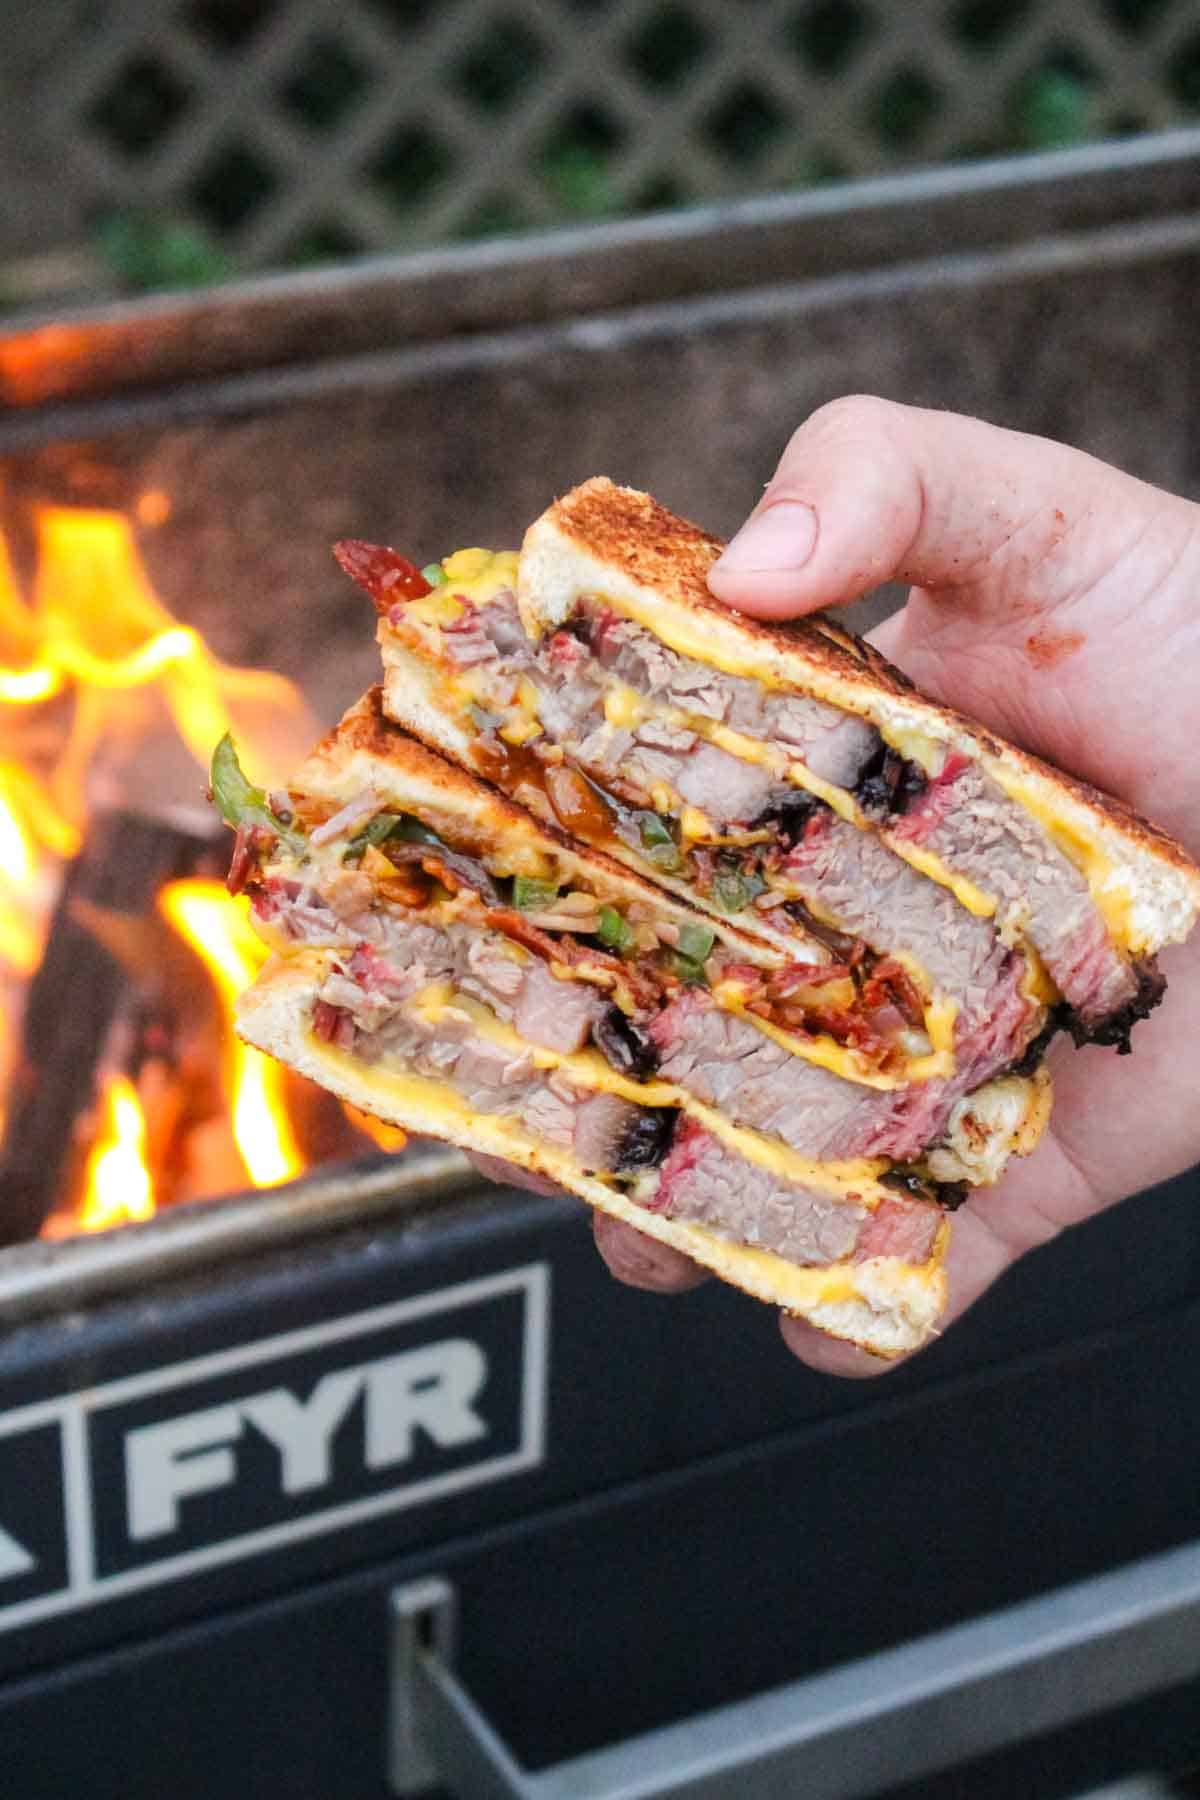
left=475, top=734, right=629, bottom=855
left=544, top=763, right=617, bottom=842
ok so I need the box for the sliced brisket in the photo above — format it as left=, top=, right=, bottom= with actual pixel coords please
left=268, top=892, right=607, bottom=1054
left=386, top=583, right=1153, bottom=1047
left=652, top=1120, right=940, bottom=1267
left=891, top=762, right=1151, bottom=1031
left=588, top=608, right=877, bottom=785
left=782, top=812, right=1038, bottom=1090
left=651, top=984, right=1030, bottom=1163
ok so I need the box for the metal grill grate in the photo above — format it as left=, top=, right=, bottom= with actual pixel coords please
left=12, top=0, right=1200, bottom=274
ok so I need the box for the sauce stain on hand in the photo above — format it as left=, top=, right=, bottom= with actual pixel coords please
left=1024, top=628, right=1085, bottom=669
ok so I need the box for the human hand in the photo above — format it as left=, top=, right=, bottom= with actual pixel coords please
left=593, top=398, right=1200, bottom=1374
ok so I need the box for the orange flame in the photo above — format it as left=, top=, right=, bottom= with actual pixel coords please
left=158, top=879, right=304, bottom=1189
left=0, top=504, right=312, bottom=978
left=0, top=499, right=319, bottom=1234
left=343, top=1104, right=408, bottom=1153
left=76, top=1075, right=156, bottom=1233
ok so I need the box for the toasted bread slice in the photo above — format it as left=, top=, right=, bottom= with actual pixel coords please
left=238, top=952, right=949, bottom=1356
left=516, top=478, right=1200, bottom=956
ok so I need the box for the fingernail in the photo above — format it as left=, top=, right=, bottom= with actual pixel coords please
left=713, top=501, right=817, bottom=576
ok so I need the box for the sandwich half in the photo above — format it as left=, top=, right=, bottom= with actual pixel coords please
left=222, top=691, right=1055, bottom=1356
left=353, top=478, right=1200, bottom=1067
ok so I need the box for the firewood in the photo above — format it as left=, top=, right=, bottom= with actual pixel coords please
left=0, top=808, right=219, bottom=1243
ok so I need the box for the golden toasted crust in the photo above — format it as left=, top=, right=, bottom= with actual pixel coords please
left=528, top=478, right=1200, bottom=901
left=300, top=686, right=491, bottom=803
left=545, top=477, right=920, bottom=698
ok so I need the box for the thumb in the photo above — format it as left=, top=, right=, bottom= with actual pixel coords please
left=707, top=396, right=1185, bottom=621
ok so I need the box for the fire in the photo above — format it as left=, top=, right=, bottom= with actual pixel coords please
left=343, top=1104, right=409, bottom=1154
left=0, top=497, right=326, bottom=1237
left=21, top=507, right=306, bottom=807
left=76, top=1075, right=156, bottom=1233
left=158, top=879, right=304, bottom=1189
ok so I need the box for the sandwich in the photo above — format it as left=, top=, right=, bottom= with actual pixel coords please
left=223, top=691, right=1056, bottom=1358
left=226, top=478, right=1199, bottom=1359
left=352, top=478, right=1199, bottom=1069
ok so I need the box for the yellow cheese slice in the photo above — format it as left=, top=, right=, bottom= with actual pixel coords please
left=303, top=1034, right=921, bottom=1315
left=393, top=984, right=890, bottom=1202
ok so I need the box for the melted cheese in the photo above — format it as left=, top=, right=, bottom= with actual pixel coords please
left=600, top=591, right=789, bottom=689
left=499, top=715, right=542, bottom=746
left=410, top=981, right=457, bottom=1020
left=309, top=1034, right=521, bottom=1138
left=307, top=1036, right=931, bottom=1310
left=438, top=547, right=520, bottom=603
left=902, top=994, right=958, bottom=1083
left=603, top=684, right=646, bottom=729
left=407, top=592, right=465, bottom=628
left=878, top=722, right=945, bottom=776
left=407, top=549, right=520, bottom=633
left=418, top=991, right=679, bottom=1105
left=1020, top=945, right=1060, bottom=1006
left=679, top=806, right=713, bottom=840
left=696, top=1245, right=859, bottom=1308
left=987, top=764, right=1141, bottom=950
left=700, top=719, right=863, bottom=825
left=400, top=986, right=891, bottom=1201
left=683, top=1097, right=887, bottom=1197
left=885, top=839, right=997, bottom=919
left=710, top=989, right=901, bottom=1090
left=495, top=675, right=545, bottom=744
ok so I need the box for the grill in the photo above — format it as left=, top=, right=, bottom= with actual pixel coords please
left=2, top=132, right=1200, bottom=1800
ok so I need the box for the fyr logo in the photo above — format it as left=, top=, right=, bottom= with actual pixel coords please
left=0, top=1265, right=546, bottom=1633
left=86, top=1269, right=545, bottom=1578
left=125, top=1337, right=489, bottom=1540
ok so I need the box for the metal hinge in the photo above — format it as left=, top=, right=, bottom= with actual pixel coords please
left=389, top=1538, right=1200, bottom=1799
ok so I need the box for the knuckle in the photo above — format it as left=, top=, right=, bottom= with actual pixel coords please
left=796, top=394, right=905, bottom=455
left=769, top=396, right=913, bottom=509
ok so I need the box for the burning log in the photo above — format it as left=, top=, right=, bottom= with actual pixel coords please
left=0, top=808, right=221, bottom=1244
left=0, top=494, right=335, bottom=1241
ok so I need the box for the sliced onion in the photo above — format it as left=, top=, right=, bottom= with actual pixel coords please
left=310, top=791, right=381, bottom=846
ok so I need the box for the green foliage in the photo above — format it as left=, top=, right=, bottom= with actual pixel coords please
left=44, top=0, right=1200, bottom=300
left=1013, top=63, right=1094, bottom=148
left=93, top=210, right=234, bottom=293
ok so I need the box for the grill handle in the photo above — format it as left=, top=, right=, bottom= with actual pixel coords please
left=388, top=1540, right=1200, bottom=1798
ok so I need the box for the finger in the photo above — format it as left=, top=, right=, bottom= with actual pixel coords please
left=592, top=1212, right=710, bottom=1294
left=778, top=1129, right=1093, bottom=1378
left=464, top=1152, right=562, bottom=1198
left=778, top=1207, right=1014, bottom=1378
left=707, top=395, right=1190, bottom=621
left=778, top=1314, right=898, bottom=1377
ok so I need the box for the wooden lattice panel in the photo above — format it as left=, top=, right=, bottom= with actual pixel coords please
left=12, top=0, right=1200, bottom=270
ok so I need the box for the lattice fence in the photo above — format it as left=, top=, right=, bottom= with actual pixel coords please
left=8, top=0, right=1200, bottom=282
